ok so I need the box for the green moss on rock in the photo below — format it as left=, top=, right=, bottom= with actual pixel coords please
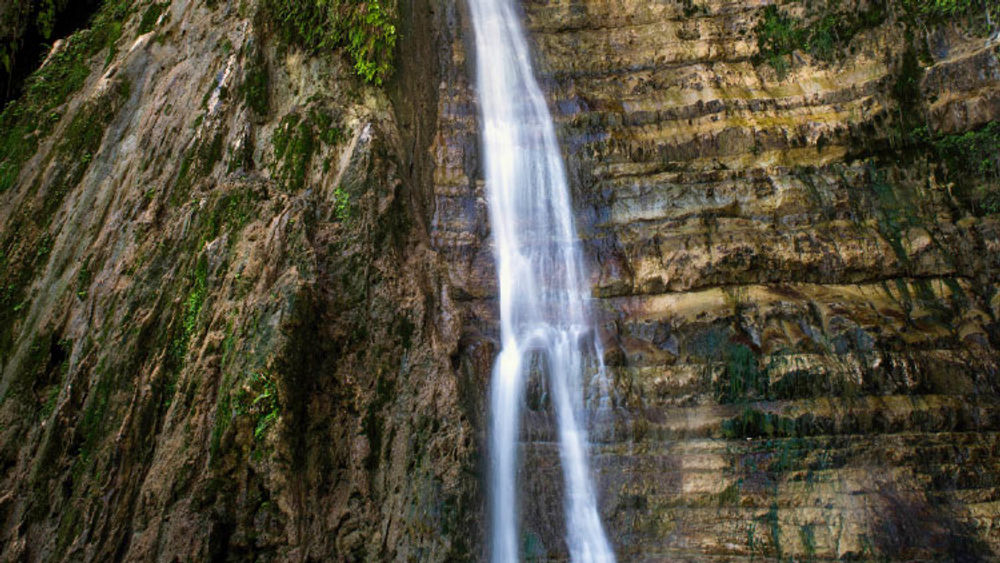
left=259, top=0, right=397, bottom=85
left=270, top=106, right=343, bottom=192
left=754, top=1, right=886, bottom=79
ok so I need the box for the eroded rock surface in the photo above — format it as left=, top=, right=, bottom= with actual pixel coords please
left=433, top=0, right=1000, bottom=560
left=0, top=0, right=477, bottom=560
left=2, top=0, right=999, bottom=561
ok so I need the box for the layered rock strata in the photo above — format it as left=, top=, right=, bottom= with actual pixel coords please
left=431, top=0, right=1000, bottom=560
left=1, top=0, right=999, bottom=560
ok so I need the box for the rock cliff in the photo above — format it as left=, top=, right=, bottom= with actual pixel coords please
left=1, top=0, right=999, bottom=560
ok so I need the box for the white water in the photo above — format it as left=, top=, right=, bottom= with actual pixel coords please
left=466, top=0, right=615, bottom=560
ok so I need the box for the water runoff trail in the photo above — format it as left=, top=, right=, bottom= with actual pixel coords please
left=466, top=0, right=616, bottom=560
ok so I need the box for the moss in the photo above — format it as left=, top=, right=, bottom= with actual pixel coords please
left=1, top=0, right=119, bottom=106
left=198, top=186, right=261, bottom=247
left=0, top=36, right=88, bottom=192
left=0, top=78, right=128, bottom=359
left=201, top=131, right=225, bottom=175
left=137, top=2, right=168, bottom=35
left=680, top=0, right=708, bottom=18
left=222, top=370, right=281, bottom=445
left=523, top=531, right=546, bottom=561
left=210, top=373, right=234, bottom=459
left=715, top=343, right=769, bottom=404
left=716, top=480, right=741, bottom=507
left=721, top=407, right=799, bottom=439
left=902, top=0, right=998, bottom=31
left=271, top=107, right=343, bottom=192
left=171, top=126, right=229, bottom=205
left=0, top=233, right=51, bottom=361
left=928, top=121, right=1000, bottom=214
left=754, top=1, right=887, bottom=79
left=259, top=0, right=397, bottom=85
left=271, top=113, right=314, bottom=192
left=866, top=165, right=916, bottom=262
left=767, top=502, right=782, bottom=560
left=333, top=184, right=351, bottom=220
left=171, top=148, right=194, bottom=204
left=363, top=370, right=393, bottom=471
left=889, top=45, right=925, bottom=145
left=76, top=257, right=92, bottom=299
left=73, top=359, right=115, bottom=478
left=5, top=333, right=50, bottom=403
left=240, top=46, right=270, bottom=116
left=167, top=255, right=208, bottom=371
left=754, top=5, right=804, bottom=79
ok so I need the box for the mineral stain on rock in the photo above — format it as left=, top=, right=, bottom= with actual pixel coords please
left=0, top=0, right=998, bottom=560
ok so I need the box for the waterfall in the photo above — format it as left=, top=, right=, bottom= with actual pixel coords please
left=466, top=0, right=616, bottom=560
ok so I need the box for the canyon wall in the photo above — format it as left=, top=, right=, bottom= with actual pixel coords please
left=432, top=0, right=1000, bottom=559
left=1, top=0, right=999, bottom=560
left=0, top=0, right=479, bottom=559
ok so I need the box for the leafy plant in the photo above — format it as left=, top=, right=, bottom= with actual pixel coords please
left=334, top=185, right=351, bottom=220
left=930, top=121, right=1000, bottom=214
left=234, top=371, right=280, bottom=440
left=260, top=0, right=397, bottom=85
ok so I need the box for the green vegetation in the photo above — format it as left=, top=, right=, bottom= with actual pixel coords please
left=213, top=367, right=281, bottom=457
left=863, top=165, right=917, bottom=262
left=890, top=46, right=924, bottom=143
left=901, top=0, right=998, bottom=28
left=169, top=255, right=208, bottom=369
left=198, top=187, right=261, bottom=246
left=362, top=370, right=393, bottom=471
left=171, top=127, right=227, bottom=205
left=260, top=0, right=397, bottom=85
left=767, top=502, right=783, bottom=560
left=210, top=376, right=232, bottom=457
left=0, top=0, right=132, bottom=192
left=930, top=122, right=1000, bottom=214
left=934, top=122, right=1000, bottom=182
left=271, top=113, right=315, bottom=192
left=754, top=2, right=886, bottom=79
left=138, top=2, right=168, bottom=35
left=715, top=343, right=769, bottom=403
left=236, top=371, right=280, bottom=440
left=4, top=333, right=65, bottom=407
left=0, top=76, right=129, bottom=362
left=716, top=480, right=741, bottom=506
left=334, top=185, right=351, bottom=220
left=72, top=359, right=115, bottom=480
left=76, top=258, right=92, bottom=299
left=753, top=0, right=995, bottom=79
left=721, top=407, right=799, bottom=439
left=241, top=46, right=270, bottom=116
left=1, top=0, right=119, bottom=101
left=271, top=107, right=344, bottom=192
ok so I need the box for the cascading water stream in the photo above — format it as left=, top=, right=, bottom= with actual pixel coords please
left=466, top=0, right=616, bottom=560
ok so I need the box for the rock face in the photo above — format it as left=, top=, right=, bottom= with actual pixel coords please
left=432, top=0, right=1000, bottom=560
left=1, top=0, right=999, bottom=561
left=0, top=0, right=477, bottom=559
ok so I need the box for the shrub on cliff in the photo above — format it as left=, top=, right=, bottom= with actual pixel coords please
left=754, top=2, right=887, bottom=79
left=260, top=0, right=397, bottom=85
left=902, top=0, right=998, bottom=26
